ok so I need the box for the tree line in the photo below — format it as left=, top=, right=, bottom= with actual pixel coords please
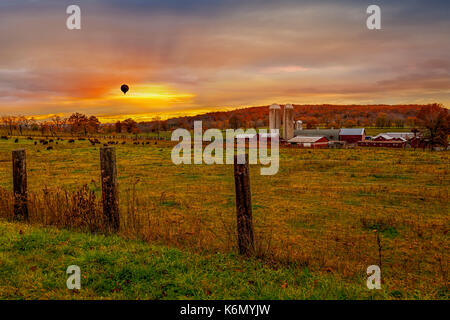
left=1, top=104, right=448, bottom=148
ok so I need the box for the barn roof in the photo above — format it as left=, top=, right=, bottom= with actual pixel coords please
left=288, top=136, right=327, bottom=143
left=235, top=133, right=257, bottom=139
left=386, top=132, right=414, bottom=139
left=293, top=129, right=339, bottom=140
left=374, top=133, right=408, bottom=141
left=339, top=128, right=365, bottom=135
left=259, top=132, right=279, bottom=138
left=374, top=134, right=393, bottom=140
left=235, top=132, right=279, bottom=140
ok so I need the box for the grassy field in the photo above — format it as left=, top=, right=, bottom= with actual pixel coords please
left=0, top=220, right=384, bottom=299
left=0, top=137, right=448, bottom=299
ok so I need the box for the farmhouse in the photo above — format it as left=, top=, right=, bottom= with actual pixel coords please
left=287, top=136, right=329, bottom=148
left=339, top=128, right=365, bottom=144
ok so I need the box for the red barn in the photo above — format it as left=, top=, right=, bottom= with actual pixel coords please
left=287, top=136, right=329, bottom=149
left=373, top=134, right=406, bottom=142
left=339, top=128, right=365, bottom=144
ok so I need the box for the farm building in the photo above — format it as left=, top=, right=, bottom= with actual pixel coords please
left=235, top=133, right=258, bottom=144
left=373, top=134, right=406, bottom=142
left=267, top=105, right=366, bottom=146
left=407, top=136, right=428, bottom=149
left=339, top=128, right=365, bottom=144
left=293, top=129, right=340, bottom=141
left=358, top=132, right=410, bottom=148
left=287, top=136, right=329, bottom=148
left=358, top=140, right=406, bottom=148
left=259, top=132, right=280, bottom=140
left=385, top=132, right=415, bottom=139
left=234, top=132, right=279, bottom=148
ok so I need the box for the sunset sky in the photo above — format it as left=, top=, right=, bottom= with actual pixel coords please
left=0, top=0, right=449, bottom=121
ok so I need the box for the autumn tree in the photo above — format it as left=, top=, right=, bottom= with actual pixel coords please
left=151, top=116, right=162, bottom=138
left=416, top=104, right=449, bottom=149
left=87, top=116, right=100, bottom=133
left=229, top=114, right=242, bottom=129
left=375, top=113, right=388, bottom=128
left=115, top=121, right=122, bottom=133
left=67, top=113, right=101, bottom=135
left=1, top=116, right=16, bottom=135
left=51, top=116, right=66, bottom=134
left=305, top=117, right=319, bottom=129
left=122, top=118, right=138, bottom=134
left=68, top=113, right=89, bottom=134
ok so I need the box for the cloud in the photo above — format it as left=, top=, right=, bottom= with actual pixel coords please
left=0, top=0, right=449, bottom=117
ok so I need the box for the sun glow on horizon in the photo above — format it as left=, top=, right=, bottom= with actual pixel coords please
left=107, top=84, right=196, bottom=103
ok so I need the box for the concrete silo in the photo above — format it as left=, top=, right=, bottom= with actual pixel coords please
left=269, top=104, right=281, bottom=131
left=283, top=104, right=294, bottom=141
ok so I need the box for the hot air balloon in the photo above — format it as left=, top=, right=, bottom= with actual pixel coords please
left=121, top=84, right=129, bottom=95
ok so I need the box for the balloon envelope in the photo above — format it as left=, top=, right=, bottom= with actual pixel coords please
left=121, top=84, right=129, bottom=95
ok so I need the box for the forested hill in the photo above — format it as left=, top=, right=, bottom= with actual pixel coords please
left=162, top=104, right=428, bottom=129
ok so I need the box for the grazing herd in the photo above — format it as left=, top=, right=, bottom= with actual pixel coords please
left=1, top=135, right=156, bottom=151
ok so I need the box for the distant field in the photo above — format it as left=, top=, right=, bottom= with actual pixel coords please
left=364, top=127, right=414, bottom=136
left=0, top=126, right=415, bottom=140
left=0, top=137, right=448, bottom=299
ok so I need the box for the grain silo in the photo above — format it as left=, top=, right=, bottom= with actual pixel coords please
left=283, top=104, right=294, bottom=140
left=269, top=104, right=281, bottom=131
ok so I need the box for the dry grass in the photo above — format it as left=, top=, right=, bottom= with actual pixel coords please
left=0, top=137, right=449, bottom=298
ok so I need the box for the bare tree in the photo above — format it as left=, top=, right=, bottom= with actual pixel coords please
left=151, top=116, right=162, bottom=138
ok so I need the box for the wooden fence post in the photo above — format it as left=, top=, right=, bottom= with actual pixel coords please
left=100, top=147, right=119, bottom=232
left=12, top=149, right=28, bottom=220
left=234, top=154, right=254, bottom=256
